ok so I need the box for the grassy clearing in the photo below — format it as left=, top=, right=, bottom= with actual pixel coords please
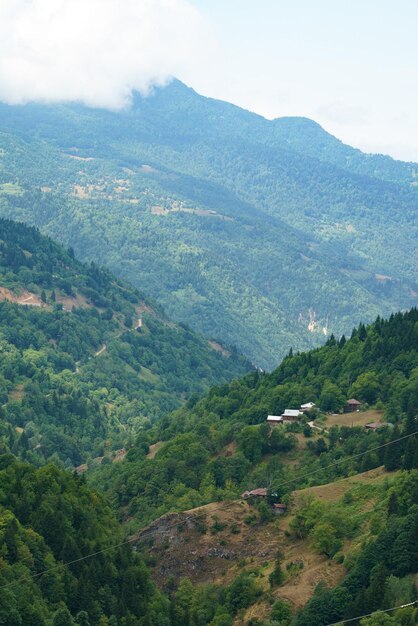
left=138, top=467, right=394, bottom=613
left=0, top=182, right=23, bottom=195
left=325, top=409, right=385, bottom=428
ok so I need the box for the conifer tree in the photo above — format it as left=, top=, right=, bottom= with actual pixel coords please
left=404, top=408, right=417, bottom=437
left=402, top=437, right=417, bottom=470
left=75, top=612, right=90, bottom=626
left=269, top=552, right=285, bottom=587
left=387, top=492, right=399, bottom=516
left=384, top=426, right=403, bottom=471
left=52, top=607, right=74, bottom=626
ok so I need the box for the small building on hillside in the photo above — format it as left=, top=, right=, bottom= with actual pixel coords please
left=301, top=402, right=316, bottom=412
left=344, top=399, right=362, bottom=413
left=241, top=488, right=268, bottom=499
left=267, top=409, right=303, bottom=424
left=267, top=415, right=284, bottom=425
left=272, top=503, right=288, bottom=515
left=282, top=409, right=303, bottom=421
left=267, top=409, right=303, bottom=425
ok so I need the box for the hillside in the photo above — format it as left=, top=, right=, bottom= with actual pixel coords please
left=0, top=225, right=417, bottom=626
left=0, top=219, right=250, bottom=465
left=130, top=469, right=418, bottom=626
left=0, top=81, right=417, bottom=367
left=90, top=309, right=418, bottom=625
left=91, top=309, right=418, bottom=525
left=134, top=467, right=388, bottom=591
left=0, top=455, right=170, bottom=625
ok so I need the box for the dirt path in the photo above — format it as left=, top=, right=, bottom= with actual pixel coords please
left=95, top=344, right=107, bottom=357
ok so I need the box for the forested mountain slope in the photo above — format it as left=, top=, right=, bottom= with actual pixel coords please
left=0, top=81, right=416, bottom=367
left=92, top=309, right=418, bottom=526
left=0, top=219, right=250, bottom=465
left=91, top=309, right=418, bottom=625
left=135, top=471, right=418, bottom=626
left=0, top=455, right=170, bottom=625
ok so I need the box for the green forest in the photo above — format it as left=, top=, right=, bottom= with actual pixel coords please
left=0, top=81, right=416, bottom=367
left=0, top=456, right=170, bottom=625
left=92, top=309, right=418, bottom=526
left=0, top=219, right=250, bottom=465
left=0, top=219, right=417, bottom=625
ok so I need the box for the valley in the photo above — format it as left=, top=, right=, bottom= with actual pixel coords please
left=0, top=81, right=416, bottom=368
left=0, top=3, right=417, bottom=625
left=0, top=219, right=416, bottom=625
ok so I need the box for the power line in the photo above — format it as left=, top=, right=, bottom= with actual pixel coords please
left=325, top=600, right=417, bottom=625
left=0, top=502, right=236, bottom=592
left=0, top=429, right=417, bottom=593
left=276, top=428, right=418, bottom=491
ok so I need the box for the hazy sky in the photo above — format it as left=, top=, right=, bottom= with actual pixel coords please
left=186, top=0, right=418, bottom=161
left=0, top=0, right=417, bottom=161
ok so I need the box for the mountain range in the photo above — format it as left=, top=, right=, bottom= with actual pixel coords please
left=0, top=219, right=417, bottom=625
left=0, top=80, right=416, bottom=368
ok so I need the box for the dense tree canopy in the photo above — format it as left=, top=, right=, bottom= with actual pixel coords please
left=0, top=82, right=416, bottom=367
left=0, top=219, right=250, bottom=464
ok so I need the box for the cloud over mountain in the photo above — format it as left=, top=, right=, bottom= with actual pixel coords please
left=0, top=0, right=209, bottom=109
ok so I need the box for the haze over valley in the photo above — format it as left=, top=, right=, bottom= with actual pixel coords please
left=0, top=2, right=417, bottom=625
left=0, top=80, right=416, bottom=368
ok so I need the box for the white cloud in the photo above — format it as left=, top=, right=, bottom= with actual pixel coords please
left=0, top=0, right=210, bottom=109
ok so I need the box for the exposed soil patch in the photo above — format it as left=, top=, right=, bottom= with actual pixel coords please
left=65, top=154, right=95, bottom=162
left=151, top=205, right=168, bottom=216
left=0, top=286, right=45, bottom=307
left=112, top=448, right=127, bottom=463
left=208, top=340, right=231, bottom=358
left=55, top=291, right=92, bottom=311
left=134, top=501, right=280, bottom=587
left=212, top=441, right=238, bottom=460
left=9, top=384, right=25, bottom=402
left=147, top=442, right=164, bottom=460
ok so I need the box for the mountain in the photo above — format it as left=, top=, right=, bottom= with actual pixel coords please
left=0, top=216, right=416, bottom=625
left=91, top=308, right=418, bottom=625
left=0, top=218, right=250, bottom=466
left=0, top=80, right=416, bottom=368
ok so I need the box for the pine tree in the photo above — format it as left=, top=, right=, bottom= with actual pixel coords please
left=358, top=323, right=367, bottom=341
left=404, top=407, right=417, bottom=437
left=402, top=437, right=417, bottom=470
left=384, top=426, right=403, bottom=471
left=387, top=492, right=399, bottom=516
left=269, top=552, right=285, bottom=587
left=365, top=564, right=389, bottom=612
left=52, top=607, right=74, bottom=626
left=75, top=613, right=90, bottom=626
